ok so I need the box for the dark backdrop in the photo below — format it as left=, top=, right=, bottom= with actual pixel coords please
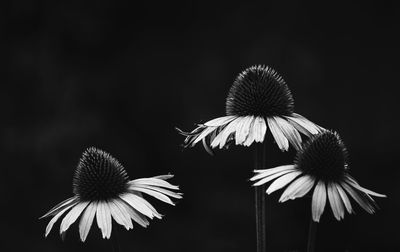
left=2, top=1, right=399, bottom=251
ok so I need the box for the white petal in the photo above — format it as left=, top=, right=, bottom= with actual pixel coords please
left=279, top=175, right=315, bottom=202
left=243, top=117, right=256, bottom=146
left=341, top=182, right=375, bottom=214
left=253, top=117, right=267, bottom=143
left=311, top=180, right=326, bottom=222
left=138, top=198, right=163, bottom=219
left=129, top=178, right=179, bottom=190
left=202, top=137, right=214, bottom=155
left=273, top=117, right=302, bottom=150
left=117, top=197, right=149, bottom=227
left=327, top=182, right=345, bottom=220
left=344, top=176, right=386, bottom=197
left=236, top=116, right=253, bottom=145
left=286, top=113, right=321, bottom=136
left=252, top=169, right=295, bottom=187
left=79, top=201, right=97, bottom=242
left=45, top=201, right=78, bottom=237
left=112, top=198, right=134, bottom=229
left=251, top=165, right=295, bottom=180
left=60, top=201, right=90, bottom=234
left=266, top=171, right=302, bottom=194
left=120, top=193, right=155, bottom=218
left=204, top=116, right=237, bottom=127
left=131, top=184, right=182, bottom=199
left=192, top=126, right=217, bottom=145
left=96, top=201, right=107, bottom=239
left=335, top=184, right=353, bottom=214
left=108, top=200, right=132, bottom=230
left=210, top=117, right=241, bottom=148
left=41, top=196, right=78, bottom=219
left=234, top=117, right=248, bottom=144
left=129, top=187, right=175, bottom=205
left=267, top=117, right=289, bottom=151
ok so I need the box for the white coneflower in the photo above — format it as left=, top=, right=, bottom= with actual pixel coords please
left=40, top=147, right=182, bottom=242
left=178, top=65, right=321, bottom=154
left=250, top=130, right=386, bottom=222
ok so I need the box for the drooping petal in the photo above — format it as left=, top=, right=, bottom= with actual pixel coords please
left=129, top=187, right=175, bottom=205
left=108, top=200, right=132, bottom=231
left=204, top=116, right=237, bottom=127
left=267, top=117, right=289, bottom=151
left=211, top=117, right=242, bottom=148
left=273, top=116, right=302, bottom=150
left=285, top=113, right=321, bottom=136
left=251, top=165, right=295, bottom=180
left=341, top=182, right=375, bottom=214
left=104, top=202, right=113, bottom=239
left=253, top=117, right=267, bottom=143
left=192, top=126, right=218, bottom=145
left=311, top=180, right=327, bottom=222
left=335, top=184, right=353, bottom=214
left=243, top=117, right=257, bottom=146
left=45, top=201, right=78, bottom=237
left=96, top=201, right=108, bottom=239
left=119, top=198, right=150, bottom=227
left=266, top=171, right=302, bottom=194
left=111, top=198, right=134, bottom=229
left=327, top=182, right=345, bottom=220
left=129, top=178, right=179, bottom=190
left=60, top=201, right=90, bottom=235
left=252, top=169, right=296, bottom=187
left=41, top=196, right=79, bottom=219
left=79, top=201, right=97, bottom=242
left=130, top=184, right=182, bottom=199
left=120, top=193, right=155, bottom=218
left=236, top=116, right=254, bottom=145
left=279, top=175, right=315, bottom=202
left=138, top=198, right=163, bottom=219
left=344, top=176, right=386, bottom=198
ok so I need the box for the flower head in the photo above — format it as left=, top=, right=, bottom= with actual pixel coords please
left=40, top=147, right=182, bottom=242
left=178, top=65, right=321, bottom=154
left=250, top=130, right=386, bottom=222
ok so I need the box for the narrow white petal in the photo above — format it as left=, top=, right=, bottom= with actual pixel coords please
left=129, top=187, right=174, bottom=205
left=96, top=201, right=107, bottom=238
left=251, top=165, right=295, bottom=180
left=60, top=201, right=90, bottom=234
left=139, top=198, right=163, bottom=219
left=103, top=202, right=112, bottom=239
left=120, top=193, right=154, bottom=218
left=267, top=117, right=289, bottom=151
left=344, top=176, right=386, bottom=197
left=45, top=202, right=78, bottom=237
left=273, top=117, right=302, bottom=150
left=327, top=182, right=345, bottom=220
left=341, top=182, right=375, bottom=214
left=311, top=180, right=326, bottom=222
left=236, top=116, right=253, bottom=145
left=130, top=184, right=182, bottom=199
left=243, top=117, right=256, bottom=146
left=234, top=117, right=247, bottom=144
left=109, top=200, right=131, bottom=230
left=118, top=198, right=149, bottom=227
left=286, top=113, right=321, bottom=136
left=129, top=178, right=179, bottom=190
left=192, top=126, right=217, bottom=145
left=210, top=118, right=240, bottom=148
left=204, top=116, right=237, bottom=127
left=79, top=201, right=97, bottom=242
left=112, top=199, right=133, bottom=229
left=335, top=184, right=353, bottom=214
left=253, top=117, right=267, bottom=143
left=253, top=169, right=295, bottom=187
left=41, top=196, right=78, bottom=219
left=279, top=175, right=315, bottom=202
left=266, top=171, right=302, bottom=194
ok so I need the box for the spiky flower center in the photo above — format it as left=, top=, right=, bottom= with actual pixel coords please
left=225, top=65, right=294, bottom=117
left=73, top=147, right=129, bottom=201
left=294, top=131, right=349, bottom=181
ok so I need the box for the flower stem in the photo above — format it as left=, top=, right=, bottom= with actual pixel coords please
left=254, top=142, right=267, bottom=252
left=111, top=229, right=121, bottom=252
left=307, top=218, right=317, bottom=252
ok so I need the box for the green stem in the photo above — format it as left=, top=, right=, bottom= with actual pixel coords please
left=307, top=218, right=317, bottom=252
left=255, top=142, right=267, bottom=252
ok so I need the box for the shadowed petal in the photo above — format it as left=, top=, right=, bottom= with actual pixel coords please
left=273, top=116, right=302, bottom=150
left=267, top=117, right=289, bottom=151
left=236, top=116, right=254, bottom=145
left=286, top=113, right=321, bottom=136
left=279, top=175, right=315, bottom=202
left=327, top=182, right=345, bottom=220
left=266, top=171, right=302, bottom=194
left=193, top=126, right=217, bottom=145
left=335, top=184, right=353, bottom=214
left=41, top=197, right=79, bottom=219
left=344, top=176, right=386, bottom=197
left=79, top=201, right=97, bottom=242
left=311, top=180, right=326, bottom=222
left=341, top=182, right=375, bottom=214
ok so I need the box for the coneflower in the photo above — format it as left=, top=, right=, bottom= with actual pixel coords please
left=177, top=65, right=322, bottom=252
left=250, top=130, right=386, bottom=252
left=40, top=147, right=182, bottom=247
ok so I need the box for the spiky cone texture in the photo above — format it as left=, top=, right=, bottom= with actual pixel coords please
left=177, top=65, right=322, bottom=154
left=250, top=130, right=386, bottom=222
left=40, top=147, right=182, bottom=242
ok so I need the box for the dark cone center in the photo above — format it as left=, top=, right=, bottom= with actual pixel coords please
left=73, top=147, right=129, bottom=201
left=226, top=65, right=294, bottom=117
left=294, top=131, right=348, bottom=181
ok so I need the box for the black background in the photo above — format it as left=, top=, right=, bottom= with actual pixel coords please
left=3, top=1, right=399, bottom=251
